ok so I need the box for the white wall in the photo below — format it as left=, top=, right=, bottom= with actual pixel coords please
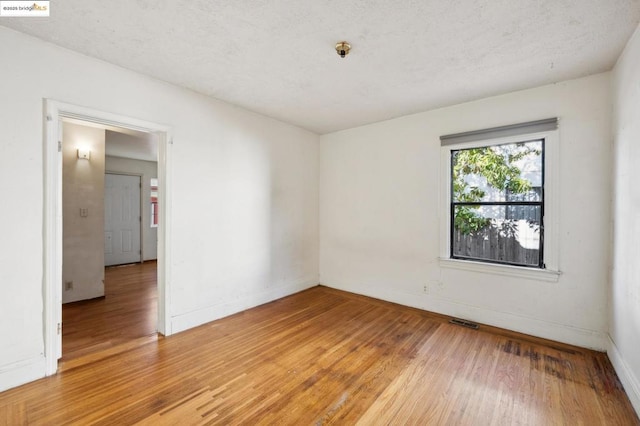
left=610, top=24, right=640, bottom=414
left=0, top=27, right=319, bottom=391
left=105, top=155, right=158, bottom=261
left=62, top=122, right=106, bottom=303
left=320, top=73, right=612, bottom=350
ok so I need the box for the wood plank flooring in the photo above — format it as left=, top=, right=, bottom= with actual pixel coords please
left=61, top=261, right=158, bottom=364
left=1, top=283, right=638, bottom=425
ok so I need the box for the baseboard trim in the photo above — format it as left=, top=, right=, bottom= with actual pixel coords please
left=607, top=335, right=640, bottom=416
left=0, top=356, right=47, bottom=393
left=170, top=279, right=319, bottom=334
left=322, top=281, right=607, bottom=350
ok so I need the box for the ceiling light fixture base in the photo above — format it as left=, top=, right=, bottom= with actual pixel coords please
left=335, top=41, right=351, bottom=58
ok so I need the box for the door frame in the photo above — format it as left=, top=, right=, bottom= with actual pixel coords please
left=43, top=99, right=173, bottom=375
left=104, top=171, right=144, bottom=264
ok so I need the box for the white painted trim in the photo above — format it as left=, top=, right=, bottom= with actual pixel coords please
left=156, top=129, right=173, bottom=336
left=43, top=99, right=173, bottom=376
left=607, top=335, right=640, bottom=417
left=171, top=280, right=318, bottom=334
left=439, top=128, right=561, bottom=276
left=322, top=280, right=607, bottom=350
left=43, top=101, right=63, bottom=369
left=0, top=357, right=46, bottom=393
left=439, top=258, right=560, bottom=282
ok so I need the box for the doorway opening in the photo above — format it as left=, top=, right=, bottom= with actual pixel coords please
left=43, top=100, right=173, bottom=375
left=60, top=119, right=161, bottom=362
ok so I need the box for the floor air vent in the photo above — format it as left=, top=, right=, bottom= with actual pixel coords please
left=449, top=318, right=479, bottom=330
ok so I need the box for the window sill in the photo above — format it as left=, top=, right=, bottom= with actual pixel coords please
left=438, top=258, right=561, bottom=282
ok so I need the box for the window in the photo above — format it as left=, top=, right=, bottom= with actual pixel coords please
left=450, top=139, right=544, bottom=267
left=150, top=178, right=158, bottom=228
left=439, top=118, right=560, bottom=280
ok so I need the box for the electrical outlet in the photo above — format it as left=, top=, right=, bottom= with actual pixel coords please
left=423, top=283, right=429, bottom=294
left=65, top=281, right=73, bottom=291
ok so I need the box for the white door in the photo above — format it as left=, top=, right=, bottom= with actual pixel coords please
left=105, top=173, right=141, bottom=266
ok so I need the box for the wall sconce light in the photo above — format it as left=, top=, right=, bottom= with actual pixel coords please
left=77, top=149, right=91, bottom=160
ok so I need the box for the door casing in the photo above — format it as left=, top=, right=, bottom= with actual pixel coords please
left=43, top=99, right=173, bottom=375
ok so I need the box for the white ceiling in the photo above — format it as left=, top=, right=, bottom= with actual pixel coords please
left=3, top=0, right=640, bottom=134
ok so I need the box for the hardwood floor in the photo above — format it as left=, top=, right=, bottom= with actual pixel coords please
left=1, top=285, right=638, bottom=425
left=61, top=261, right=158, bottom=364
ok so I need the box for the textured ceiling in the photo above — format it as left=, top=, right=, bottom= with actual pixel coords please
left=3, top=0, right=640, bottom=134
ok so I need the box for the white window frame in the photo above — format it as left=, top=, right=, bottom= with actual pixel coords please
left=439, top=129, right=561, bottom=282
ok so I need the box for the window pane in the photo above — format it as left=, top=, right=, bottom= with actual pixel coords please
left=150, top=178, right=158, bottom=228
left=452, top=140, right=542, bottom=203
left=452, top=204, right=541, bottom=266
